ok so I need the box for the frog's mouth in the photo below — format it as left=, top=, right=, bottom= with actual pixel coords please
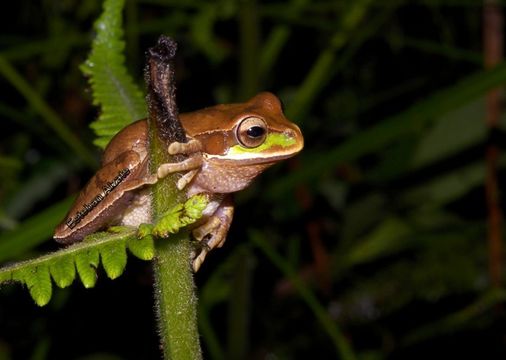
left=206, top=150, right=300, bottom=166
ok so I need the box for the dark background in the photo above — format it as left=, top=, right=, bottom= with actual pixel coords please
left=1, top=0, right=506, bottom=359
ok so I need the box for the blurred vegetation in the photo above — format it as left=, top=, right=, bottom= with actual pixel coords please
left=1, top=0, right=506, bottom=359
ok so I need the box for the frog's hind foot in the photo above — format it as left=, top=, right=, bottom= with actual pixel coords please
left=191, top=198, right=234, bottom=272
left=192, top=242, right=211, bottom=272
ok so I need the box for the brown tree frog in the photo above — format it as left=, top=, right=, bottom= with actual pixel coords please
left=54, top=92, right=303, bottom=271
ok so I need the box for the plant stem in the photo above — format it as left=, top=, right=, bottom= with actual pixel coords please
left=250, top=231, right=356, bottom=360
left=147, top=36, right=202, bottom=359
left=483, top=0, right=504, bottom=289
left=227, top=246, right=253, bottom=360
left=150, top=128, right=202, bottom=360
left=153, top=232, right=202, bottom=360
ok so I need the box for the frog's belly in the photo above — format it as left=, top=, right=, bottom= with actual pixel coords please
left=120, top=188, right=152, bottom=226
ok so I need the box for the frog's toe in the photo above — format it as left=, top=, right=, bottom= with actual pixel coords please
left=157, top=155, right=202, bottom=179
left=192, top=216, right=221, bottom=241
left=177, top=169, right=199, bottom=190
left=168, top=139, right=202, bottom=155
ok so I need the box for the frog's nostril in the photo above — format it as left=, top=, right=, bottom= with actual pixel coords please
left=285, top=124, right=302, bottom=139
left=284, top=129, right=295, bottom=139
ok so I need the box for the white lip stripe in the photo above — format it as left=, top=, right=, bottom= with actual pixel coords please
left=205, top=152, right=293, bottom=163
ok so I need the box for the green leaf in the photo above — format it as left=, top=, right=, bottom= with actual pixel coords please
left=152, top=195, right=209, bottom=237
left=0, top=196, right=74, bottom=263
left=81, top=0, right=146, bottom=148
left=345, top=217, right=413, bottom=268
left=250, top=230, right=356, bottom=359
left=127, top=235, right=155, bottom=261
left=411, top=98, right=487, bottom=169
left=138, top=223, right=154, bottom=238
left=0, top=271, right=10, bottom=284
left=0, top=194, right=208, bottom=306
left=49, top=254, right=76, bottom=288
left=29, top=265, right=52, bottom=306
left=13, top=265, right=53, bottom=307
left=0, top=56, right=96, bottom=167
left=182, top=194, right=208, bottom=224
left=190, top=5, right=228, bottom=63
left=100, top=240, right=128, bottom=280
left=0, top=229, right=146, bottom=305
left=75, top=248, right=100, bottom=289
left=153, top=204, right=184, bottom=237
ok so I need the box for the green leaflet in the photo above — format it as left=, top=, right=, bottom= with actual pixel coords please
left=0, top=230, right=137, bottom=306
left=0, top=195, right=208, bottom=306
left=75, top=248, right=100, bottom=289
left=128, top=235, right=155, bottom=261
left=49, top=255, right=75, bottom=288
left=153, top=204, right=185, bottom=237
left=101, top=240, right=128, bottom=280
left=183, top=194, right=209, bottom=223
left=152, top=195, right=209, bottom=238
left=28, top=266, right=52, bottom=307
left=81, top=0, right=146, bottom=149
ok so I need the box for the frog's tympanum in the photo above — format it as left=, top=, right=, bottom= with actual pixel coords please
left=54, top=92, right=303, bottom=271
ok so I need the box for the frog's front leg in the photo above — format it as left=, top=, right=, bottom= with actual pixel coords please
left=156, top=138, right=203, bottom=189
left=192, top=195, right=234, bottom=272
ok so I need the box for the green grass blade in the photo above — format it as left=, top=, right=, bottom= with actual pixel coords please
left=0, top=197, right=75, bottom=263
left=0, top=56, right=97, bottom=167
left=250, top=230, right=356, bottom=360
left=285, top=0, right=374, bottom=123
left=269, top=62, right=506, bottom=196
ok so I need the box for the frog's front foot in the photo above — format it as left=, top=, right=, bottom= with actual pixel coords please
left=156, top=138, right=203, bottom=189
left=157, top=156, right=202, bottom=179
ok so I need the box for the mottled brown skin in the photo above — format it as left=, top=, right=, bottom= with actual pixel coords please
left=54, top=92, right=303, bottom=270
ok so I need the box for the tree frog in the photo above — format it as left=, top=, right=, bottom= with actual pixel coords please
left=54, top=92, right=303, bottom=271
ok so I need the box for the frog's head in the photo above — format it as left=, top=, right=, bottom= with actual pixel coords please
left=181, top=92, right=303, bottom=164
left=226, top=92, right=304, bottom=164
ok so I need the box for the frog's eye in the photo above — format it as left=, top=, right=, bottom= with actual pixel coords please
left=236, top=116, right=268, bottom=148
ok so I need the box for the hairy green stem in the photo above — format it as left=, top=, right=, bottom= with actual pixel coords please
left=153, top=232, right=201, bottom=360
left=150, top=121, right=202, bottom=360
left=227, top=247, right=253, bottom=360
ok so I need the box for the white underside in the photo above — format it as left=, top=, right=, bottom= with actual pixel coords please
left=120, top=189, right=152, bottom=227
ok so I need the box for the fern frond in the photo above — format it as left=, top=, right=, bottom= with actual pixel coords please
left=81, top=0, right=146, bottom=149
left=0, top=230, right=137, bottom=306
left=0, top=195, right=208, bottom=306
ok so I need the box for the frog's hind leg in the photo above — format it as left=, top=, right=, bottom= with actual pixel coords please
left=192, top=196, right=234, bottom=272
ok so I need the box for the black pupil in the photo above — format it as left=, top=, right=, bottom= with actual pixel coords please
left=246, top=126, right=265, bottom=138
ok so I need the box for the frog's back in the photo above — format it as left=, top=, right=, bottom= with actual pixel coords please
left=102, top=119, right=149, bottom=165
left=54, top=119, right=150, bottom=244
